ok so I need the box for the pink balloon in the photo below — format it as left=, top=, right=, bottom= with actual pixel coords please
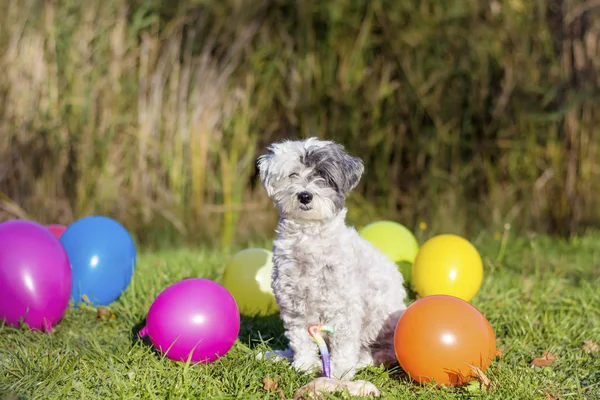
left=139, top=278, right=240, bottom=363
left=46, top=224, right=67, bottom=239
left=0, top=220, right=72, bottom=331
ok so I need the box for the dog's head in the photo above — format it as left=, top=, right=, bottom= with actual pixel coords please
left=257, top=137, right=364, bottom=221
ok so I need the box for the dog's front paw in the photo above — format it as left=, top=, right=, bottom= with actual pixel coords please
left=293, top=377, right=381, bottom=399
left=291, top=354, right=321, bottom=374
left=330, top=358, right=359, bottom=380
left=256, top=348, right=294, bottom=363
left=331, top=365, right=357, bottom=381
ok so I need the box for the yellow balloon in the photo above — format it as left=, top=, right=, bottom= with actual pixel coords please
left=412, top=234, right=483, bottom=302
left=221, top=248, right=279, bottom=316
left=359, top=220, right=419, bottom=282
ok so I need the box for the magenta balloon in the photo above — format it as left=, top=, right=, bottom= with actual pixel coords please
left=0, top=220, right=72, bottom=331
left=139, top=278, right=240, bottom=363
left=140, top=278, right=240, bottom=363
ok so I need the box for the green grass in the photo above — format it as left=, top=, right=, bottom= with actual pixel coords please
left=1, top=232, right=599, bottom=399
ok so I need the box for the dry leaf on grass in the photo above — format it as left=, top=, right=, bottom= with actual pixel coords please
left=263, top=376, right=285, bottom=399
left=531, top=351, right=556, bottom=367
left=545, top=392, right=562, bottom=400
left=582, top=340, right=599, bottom=354
left=263, top=376, right=279, bottom=392
left=495, top=348, right=504, bottom=358
left=467, top=364, right=497, bottom=393
left=96, top=307, right=117, bottom=321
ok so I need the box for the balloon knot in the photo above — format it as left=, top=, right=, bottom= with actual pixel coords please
left=138, top=326, right=149, bottom=337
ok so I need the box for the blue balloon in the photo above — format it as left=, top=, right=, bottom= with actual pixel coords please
left=60, top=216, right=136, bottom=306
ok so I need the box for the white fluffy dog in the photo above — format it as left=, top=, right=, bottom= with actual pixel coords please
left=257, top=137, right=408, bottom=384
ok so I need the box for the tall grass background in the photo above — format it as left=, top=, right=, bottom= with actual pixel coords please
left=1, top=0, right=598, bottom=248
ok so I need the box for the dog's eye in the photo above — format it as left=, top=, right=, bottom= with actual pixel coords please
left=288, top=172, right=299, bottom=178
left=314, top=169, right=329, bottom=181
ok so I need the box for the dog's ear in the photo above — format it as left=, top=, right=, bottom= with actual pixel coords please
left=257, top=151, right=276, bottom=196
left=312, top=142, right=364, bottom=196
left=339, top=152, right=364, bottom=194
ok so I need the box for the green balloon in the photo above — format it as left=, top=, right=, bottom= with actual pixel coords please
left=359, top=220, right=419, bottom=283
left=221, top=248, right=279, bottom=316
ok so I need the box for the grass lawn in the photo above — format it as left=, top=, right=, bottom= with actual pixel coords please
left=1, top=232, right=599, bottom=399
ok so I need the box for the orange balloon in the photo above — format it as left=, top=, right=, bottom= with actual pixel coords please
left=394, top=295, right=496, bottom=386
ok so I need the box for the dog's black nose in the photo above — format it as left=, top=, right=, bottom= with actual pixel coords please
left=298, top=191, right=313, bottom=205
